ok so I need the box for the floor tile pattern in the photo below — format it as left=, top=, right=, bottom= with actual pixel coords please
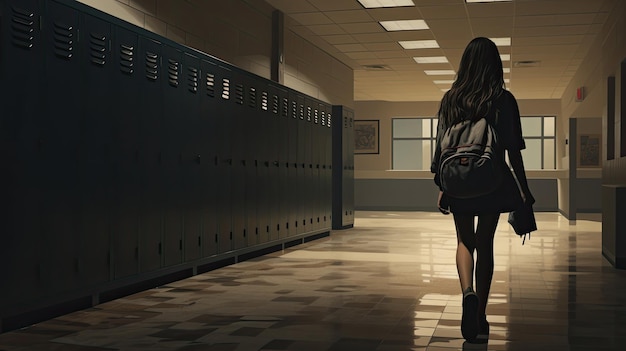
left=1, top=211, right=625, bottom=350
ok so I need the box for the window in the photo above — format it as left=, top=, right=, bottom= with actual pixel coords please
left=391, top=116, right=556, bottom=170
left=519, top=116, right=556, bottom=170
left=392, top=117, right=437, bottom=170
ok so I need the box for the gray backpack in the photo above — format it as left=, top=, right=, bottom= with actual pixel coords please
left=437, top=118, right=502, bottom=199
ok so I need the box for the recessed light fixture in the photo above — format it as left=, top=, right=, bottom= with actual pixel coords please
left=414, top=56, right=448, bottom=63
left=433, top=80, right=455, bottom=84
left=466, top=0, right=512, bottom=3
left=490, top=37, right=511, bottom=46
left=500, top=54, right=510, bottom=61
left=380, top=19, right=429, bottom=31
left=424, top=70, right=456, bottom=75
left=358, top=0, right=415, bottom=8
left=399, top=40, right=439, bottom=49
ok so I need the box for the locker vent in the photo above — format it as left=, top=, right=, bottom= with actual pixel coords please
left=327, top=113, right=332, bottom=128
left=53, top=21, right=74, bottom=59
left=188, top=66, right=198, bottom=93
left=206, top=73, right=215, bottom=97
left=299, top=103, right=304, bottom=120
left=145, top=51, right=158, bottom=81
left=221, top=79, right=230, bottom=100
left=272, top=95, right=280, bottom=114
left=306, top=106, right=312, bottom=122
left=314, top=109, right=319, bottom=124
left=245, top=86, right=254, bottom=107
left=89, top=32, right=107, bottom=66
left=291, top=101, right=297, bottom=119
left=168, top=59, right=179, bottom=87
left=262, top=91, right=269, bottom=111
left=235, top=84, right=244, bottom=105
left=11, top=7, right=35, bottom=50
left=321, top=111, right=326, bottom=126
left=120, top=44, right=134, bottom=74
left=282, top=97, right=289, bottom=117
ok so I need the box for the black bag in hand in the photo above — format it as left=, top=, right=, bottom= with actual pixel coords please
left=508, top=202, right=537, bottom=244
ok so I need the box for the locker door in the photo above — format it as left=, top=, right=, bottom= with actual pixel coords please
left=138, top=36, right=163, bottom=273
left=231, top=74, right=249, bottom=250
left=266, top=83, right=280, bottom=242
left=40, top=0, right=81, bottom=294
left=112, top=25, right=140, bottom=279
left=303, top=98, right=315, bottom=233
left=215, top=66, right=234, bottom=253
left=313, top=103, right=323, bottom=231
left=182, top=52, right=202, bottom=262
left=293, top=95, right=304, bottom=234
left=199, top=59, right=218, bottom=257
left=346, top=111, right=355, bottom=224
left=244, top=81, right=262, bottom=246
left=323, top=105, right=333, bottom=229
left=255, top=84, right=270, bottom=244
left=161, top=44, right=184, bottom=267
left=274, top=86, right=291, bottom=238
left=78, top=12, right=113, bottom=285
left=286, top=93, right=298, bottom=237
left=0, top=0, right=44, bottom=307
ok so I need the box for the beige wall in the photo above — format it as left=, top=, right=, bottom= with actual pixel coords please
left=76, top=0, right=354, bottom=107
left=561, top=0, right=626, bottom=185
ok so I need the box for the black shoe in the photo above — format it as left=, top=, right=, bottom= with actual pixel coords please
left=475, top=315, right=489, bottom=343
left=461, top=288, right=479, bottom=341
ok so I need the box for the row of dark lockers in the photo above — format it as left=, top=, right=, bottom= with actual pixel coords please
left=0, top=0, right=354, bottom=330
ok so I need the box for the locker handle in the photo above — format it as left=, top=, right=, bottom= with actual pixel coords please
left=273, top=161, right=279, bottom=167
left=309, top=164, right=313, bottom=169
left=264, top=161, right=270, bottom=167
left=196, top=155, right=201, bottom=164
left=285, top=162, right=289, bottom=168
left=316, top=164, right=320, bottom=169
left=241, top=160, right=246, bottom=166
left=301, top=163, right=305, bottom=168
left=221, top=158, right=232, bottom=165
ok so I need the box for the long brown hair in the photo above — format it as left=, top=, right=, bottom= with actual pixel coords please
left=438, top=37, right=505, bottom=128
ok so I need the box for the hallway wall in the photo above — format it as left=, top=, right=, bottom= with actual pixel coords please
left=76, top=0, right=354, bottom=108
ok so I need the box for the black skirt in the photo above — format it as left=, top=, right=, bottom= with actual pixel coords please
left=441, top=168, right=523, bottom=215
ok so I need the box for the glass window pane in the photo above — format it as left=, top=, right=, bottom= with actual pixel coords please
left=521, top=139, right=542, bottom=170
left=543, top=139, right=555, bottom=169
left=420, top=140, right=432, bottom=170
left=521, top=117, right=542, bottom=137
left=544, top=117, right=555, bottom=136
left=393, top=119, right=422, bottom=138
left=432, top=118, right=438, bottom=137
left=422, top=119, right=431, bottom=138
left=393, top=140, right=420, bottom=170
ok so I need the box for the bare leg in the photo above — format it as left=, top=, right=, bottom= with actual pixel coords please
left=475, top=213, right=499, bottom=316
left=453, top=214, right=476, bottom=291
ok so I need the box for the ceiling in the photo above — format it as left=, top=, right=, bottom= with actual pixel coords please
left=264, top=0, right=617, bottom=102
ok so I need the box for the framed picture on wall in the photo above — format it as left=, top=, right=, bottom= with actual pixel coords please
left=578, top=134, right=601, bottom=168
left=354, top=120, right=379, bottom=154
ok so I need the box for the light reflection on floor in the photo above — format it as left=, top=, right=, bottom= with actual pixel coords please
left=1, top=211, right=625, bottom=351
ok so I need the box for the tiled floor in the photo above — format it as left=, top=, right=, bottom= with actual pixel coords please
left=1, top=211, right=625, bottom=351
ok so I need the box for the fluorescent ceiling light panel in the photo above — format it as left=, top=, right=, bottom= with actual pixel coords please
left=503, top=68, right=510, bottom=73
left=433, top=80, right=455, bottom=84
left=490, top=37, right=511, bottom=46
left=380, top=20, right=428, bottom=31
left=358, top=0, right=415, bottom=8
left=414, top=56, right=448, bottom=63
left=500, top=54, right=510, bottom=61
left=466, top=0, right=512, bottom=3
left=399, top=40, right=439, bottom=49
left=504, top=79, right=510, bottom=83
left=424, top=70, right=456, bottom=75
